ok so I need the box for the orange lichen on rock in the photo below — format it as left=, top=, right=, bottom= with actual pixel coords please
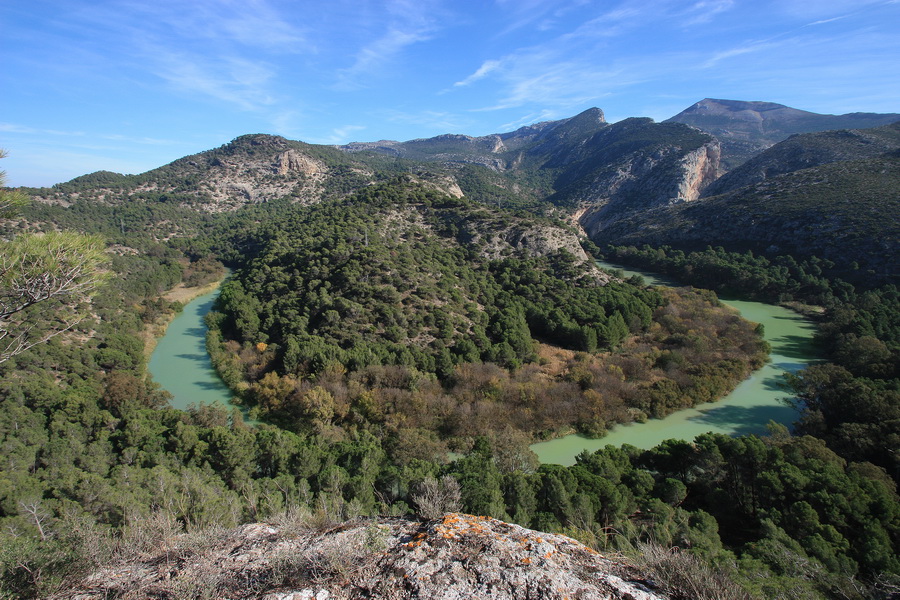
left=50, top=514, right=667, bottom=600
left=432, top=513, right=492, bottom=541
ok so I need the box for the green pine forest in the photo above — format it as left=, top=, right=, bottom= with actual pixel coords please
left=0, top=175, right=898, bottom=600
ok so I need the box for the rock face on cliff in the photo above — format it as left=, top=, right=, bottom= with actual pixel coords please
left=553, top=118, right=720, bottom=240
left=51, top=514, right=665, bottom=600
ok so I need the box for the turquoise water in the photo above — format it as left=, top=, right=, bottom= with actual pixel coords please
left=530, top=261, right=819, bottom=465
left=148, top=288, right=234, bottom=411
left=148, top=262, right=819, bottom=464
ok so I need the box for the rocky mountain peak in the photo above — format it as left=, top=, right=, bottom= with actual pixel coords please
left=667, top=98, right=900, bottom=169
left=51, top=514, right=666, bottom=600
left=679, top=98, right=815, bottom=123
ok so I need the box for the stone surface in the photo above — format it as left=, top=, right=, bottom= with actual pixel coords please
left=50, top=514, right=667, bottom=600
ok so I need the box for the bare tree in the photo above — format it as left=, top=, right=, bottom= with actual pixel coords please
left=19, top=500, right=49, bottom=541
left=412, top=475, right=462, bottom=519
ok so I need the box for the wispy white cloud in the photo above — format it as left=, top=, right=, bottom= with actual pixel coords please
left=150, top=52, right=278, bottom=110
left=335, top=28, right=433, bottom=90
left=48, top=1, right=308, bottom=114
left=494, top=0, right=591, bottom=35
left=498, top=109, right=562, bottom=131
left=310, top=125, right=368, bottom=145
left=702, top=39, right=779, bottom=68
left=0, top=123, right=176, bottom=145
left=378, top=109, right=470, bottom=134
left=333, top=0, right=445, bottom=90
left=678, top=0, right=735, bottom=26
left=457, top=32, right=640, bottom=112
left=807, top=15, right=851, bottom=25
left=453, top=60, right=503, bottom=87
left=774, top=0, right=896, bottom=24
left=114, top=0, right=309, bottom=52
left=556, top=4, right=646, bottom=42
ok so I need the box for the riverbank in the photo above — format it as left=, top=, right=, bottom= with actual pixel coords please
left=147, top=284, right=236, bottom=411
left=530, top=261, right=820, bottom=464
left=141, top=278, right=227, bottom=359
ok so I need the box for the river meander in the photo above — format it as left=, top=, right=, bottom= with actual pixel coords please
left=530, top=261, right=819, bottom=464
left=148, top=262, right=819, bottom=465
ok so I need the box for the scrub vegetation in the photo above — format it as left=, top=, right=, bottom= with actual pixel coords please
left=0, top=125, right=898, bottom=598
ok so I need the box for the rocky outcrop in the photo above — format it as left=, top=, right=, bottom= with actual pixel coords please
left=183, top=145, right=332, bottom=212
left=51, top=514, right=665, bottom=600
left=675, top=142, right=721, bottom=200
left=448, top=210, right=607, bottom=281
left=277, top=151, right=324, bottom=177
left=408, top=173, right=465, bottom=199
left=475, top=224, right=605, bottom=278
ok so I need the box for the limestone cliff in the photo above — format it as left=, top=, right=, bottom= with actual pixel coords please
left=51, top=514, right=665, bottom=600
left=675, top=142, right=721, bottom=200
left=567, top=124, right=721, bottom=243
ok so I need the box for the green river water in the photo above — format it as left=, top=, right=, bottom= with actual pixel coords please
left=148, top=290, right=234, bottom=411
left=148, top=263, right=819, bottom=465
left=530, top=262, right=819, bottom=464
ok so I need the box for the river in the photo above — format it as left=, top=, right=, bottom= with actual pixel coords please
left=530, top=261, right=819, bottom=464
left=148, top=262, right=819, bottom=464
left=148, top=289, right=233, bottom=411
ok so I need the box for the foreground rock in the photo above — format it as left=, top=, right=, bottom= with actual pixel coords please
left=54, top=514, right=665, bottom=600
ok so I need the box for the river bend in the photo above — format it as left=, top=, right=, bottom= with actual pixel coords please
left=149, top=263, right=819, bottom=464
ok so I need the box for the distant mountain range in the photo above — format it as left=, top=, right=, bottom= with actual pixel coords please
left=665, top=98, right=900, bottom=170
left=23, top=99, right=900, bottom=279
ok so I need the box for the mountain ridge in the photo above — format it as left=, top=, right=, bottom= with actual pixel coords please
left=666, top=98, right=900, bottom=168
left=19, top=99, right=899, bottom=276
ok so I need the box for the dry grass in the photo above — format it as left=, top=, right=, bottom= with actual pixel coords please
left=633, top=542, right=753, bottom=600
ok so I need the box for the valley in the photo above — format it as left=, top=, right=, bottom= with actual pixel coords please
left=1, top=99, right=898, bottom=600
left=147, top=260, right=819, bottom=465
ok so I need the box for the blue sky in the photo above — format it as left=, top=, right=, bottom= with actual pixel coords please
left=2, top=0, right=899, bottom=187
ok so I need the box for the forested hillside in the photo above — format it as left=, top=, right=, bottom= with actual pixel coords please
left=203, top=181, right=767, bottom=449
left=2, top=102, right=899, bottom=599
